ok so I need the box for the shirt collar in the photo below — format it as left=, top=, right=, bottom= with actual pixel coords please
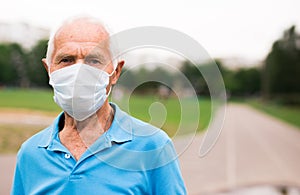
left=106, top=103, right=133, bottom=143
left=37, top=112, right=63, bottom=148
left=38, top=103, right=133, bottom=148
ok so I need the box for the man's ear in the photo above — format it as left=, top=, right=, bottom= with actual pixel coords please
left=42, top=58, right=49, bottom=74
left=111, top=60, right=125, bottom=85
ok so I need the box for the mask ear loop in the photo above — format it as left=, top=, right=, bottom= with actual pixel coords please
left=108, top=68, right=116, bottom=77
left=106, top=67, right=116, bottom=96
left=104, top=59, right=118, bottom=96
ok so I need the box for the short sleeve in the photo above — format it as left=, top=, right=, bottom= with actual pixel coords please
left=11, top=153, right=25, bottom=195
left=149, top=140, right=187, bottom=195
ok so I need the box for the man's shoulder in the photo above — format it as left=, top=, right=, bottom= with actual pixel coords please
left=113, top=103, right=172, bottom=149
left=109, top=111, right=177, bottom=171
left=127, top=115, right=172, bottom=150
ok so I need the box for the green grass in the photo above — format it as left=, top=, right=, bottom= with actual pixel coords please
left=0, top=89, right=212, bottom=152
left=115, top=95, right=211, bottom=136
left=0, top=88, right=60, bottom=113
left=246, top=99, right=300, bottom=128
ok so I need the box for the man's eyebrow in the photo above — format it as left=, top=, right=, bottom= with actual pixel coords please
left=54, top=53, right=75, bottom=62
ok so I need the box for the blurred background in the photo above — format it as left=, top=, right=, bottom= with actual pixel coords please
left=0, top=0, right=300, bottom=194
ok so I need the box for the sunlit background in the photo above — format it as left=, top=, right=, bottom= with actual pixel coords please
left=0, top=0, right=300, bottom=194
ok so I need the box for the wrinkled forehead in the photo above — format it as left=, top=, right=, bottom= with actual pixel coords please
left=54, top=19, right=111, bottom=52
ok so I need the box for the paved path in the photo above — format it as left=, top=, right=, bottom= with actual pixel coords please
left=0, top=110, right=55, bottom=126
left=0, top=155, right=16, bottom=195
left=175, top=104, right=300, bottom=194
left=1, top=104, right=300, bottom=194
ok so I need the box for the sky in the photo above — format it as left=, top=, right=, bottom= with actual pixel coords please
left=0, top=0, right=299, bottom=65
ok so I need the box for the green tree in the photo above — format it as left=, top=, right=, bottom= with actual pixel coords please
left=133, top=67, right=172, bottom=94
left=0, top=43, right=20, bottom=86
left=230, top=67, right=261, bottom=96
left=263, top=25, right=300, bottom=104
left=180, top=61, right=204, bottom=95
left=10, top=43, right=29, bottom=87
left=118, top=67, right=137, bottom=89
left=180, top=60, right=227, bottom=96
left=27, top=39, right=49, bottom=87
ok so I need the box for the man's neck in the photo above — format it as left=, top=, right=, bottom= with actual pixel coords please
left=59, top=102, right=114, bottom=160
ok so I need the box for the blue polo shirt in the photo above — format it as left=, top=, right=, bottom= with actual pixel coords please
left=11, top=103, right=186, bottom=195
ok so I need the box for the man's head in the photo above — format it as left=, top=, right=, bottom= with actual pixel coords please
left=42, top=16, right=124, bottom=86
left=43, top=16, right=125, bottom=121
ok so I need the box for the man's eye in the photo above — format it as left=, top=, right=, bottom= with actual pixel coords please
left=86, top=58, right=102, bottom=65
left=91, top=60, right=100, bottom=64
left=60, top=58, right=73, bottom=63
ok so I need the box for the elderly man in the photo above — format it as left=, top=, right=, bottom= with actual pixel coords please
left=11, top=16, right=186, bottom=194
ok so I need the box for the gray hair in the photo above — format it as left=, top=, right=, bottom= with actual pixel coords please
left=45, top=15, right=119, bottom=68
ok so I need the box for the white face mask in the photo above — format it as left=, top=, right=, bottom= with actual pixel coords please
left=49, top=63, right=114, bottom=121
